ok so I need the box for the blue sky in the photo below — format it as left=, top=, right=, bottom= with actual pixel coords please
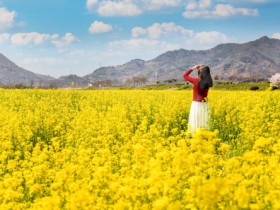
left=0, top=0, right=280, bottom=78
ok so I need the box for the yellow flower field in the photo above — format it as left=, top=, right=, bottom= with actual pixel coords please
left=0, top=89, right=280, bottom=209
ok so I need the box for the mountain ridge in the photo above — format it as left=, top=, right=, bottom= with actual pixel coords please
left=0, top=53, right=56, bottom=86
left=1, top=36, right=280, bottom=87
left=85, top=36, right=280, bottom=84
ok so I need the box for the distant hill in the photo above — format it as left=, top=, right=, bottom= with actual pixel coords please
left=0, top=53, right=56, bottom=87
left=56, top=74, right=89, bottom=87
left=0, top=53, right=89, bottom=87
left=1, top=36, right=280, bottom=87
left=85, top=36, right=280, bottom=84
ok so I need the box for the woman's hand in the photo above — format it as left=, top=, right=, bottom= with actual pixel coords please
left=191, top=65, right=201, bottom=70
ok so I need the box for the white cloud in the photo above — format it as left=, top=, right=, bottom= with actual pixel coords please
left=86, top=0, right=186, bottom=14
left=132, top=27, right=146, bottom=38
left=108, top=23, right=234, bottom=60
left=86, top=0, right=185, bottom=14
left=144, top=0, right=182, bottom=10
left=11, top=32, right=57, bottom=45
left=9, top=32, right=77, bottom=47
left=183, top=3, right=258, bottom=18
left=86, top=0, right=99, bottom=10
left=272, top=33, right=280, bottom=40
left=241, top=0, right=266, bottom=2
left=199, top=0, right=212, bottom=8
left=52, top=33, right=79, bottom=47
left=97, top=1, right=141, bottom=16
left=183, top=10, right=210, bottom=18
left=108, top=38, right=181, bottom=60
left=0, top=7, right=16, bottom=30
left=0, top=33, right=10, bottom=42
left=132, top=22, right=193, bottom=39
left=213, top=4, right=258, bottom=17
left=89, top=21, right=112, bottom=34
left=192, top=31, right=230, bottom=44
left=186, top=0, right=197, bottom=10
left=222, top=0, right=268, bottom=3
left=249, top=0, right=267, bottom=2
left=125, top=22, right=236, bottom=54
left=186, top=0, right=211, bottom=10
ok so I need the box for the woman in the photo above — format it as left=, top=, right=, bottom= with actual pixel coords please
left=183, top=65, right=213, bottom=136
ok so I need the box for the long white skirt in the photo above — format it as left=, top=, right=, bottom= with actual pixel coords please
left=188, top=101, right=210, bottom=136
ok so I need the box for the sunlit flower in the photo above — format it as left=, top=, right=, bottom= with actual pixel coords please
left=0, top=89, right=280, bottom=209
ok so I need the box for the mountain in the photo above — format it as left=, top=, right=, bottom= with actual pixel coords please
left=0, top=53, right=55, bottom=87
left=56, top=74, right=89, bottom=87
left=1, top=36, right=280, bottom=87
left=84, top=59, right=146, bottom=84
left=85, top=36, right=280, bottom=84
left=0, top=53, right=89, bottom=87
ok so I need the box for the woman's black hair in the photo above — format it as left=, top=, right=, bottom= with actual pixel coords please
left=198, top=65, right=213, bottom=89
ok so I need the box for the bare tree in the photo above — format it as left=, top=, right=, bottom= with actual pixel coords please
left=125, top=76, right=148, bottom=86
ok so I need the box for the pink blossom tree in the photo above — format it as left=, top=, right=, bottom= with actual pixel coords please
left=269, top=73, right=280, bottom=88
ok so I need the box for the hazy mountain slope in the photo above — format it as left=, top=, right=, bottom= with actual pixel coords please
left=0, top=53, right=55, bottom=86
left=85, top=36, right=280, bottom=84
left=1, top=36, right=280, bottom=87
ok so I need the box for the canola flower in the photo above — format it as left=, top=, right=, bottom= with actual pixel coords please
left=0, top=89, right=280, bottom=209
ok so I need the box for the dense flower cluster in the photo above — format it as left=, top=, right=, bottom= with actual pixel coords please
left=0, top=89, right=280, bottom=209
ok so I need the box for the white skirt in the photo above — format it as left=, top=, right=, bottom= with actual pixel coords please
left=188, top=101, right=210, bottom=136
